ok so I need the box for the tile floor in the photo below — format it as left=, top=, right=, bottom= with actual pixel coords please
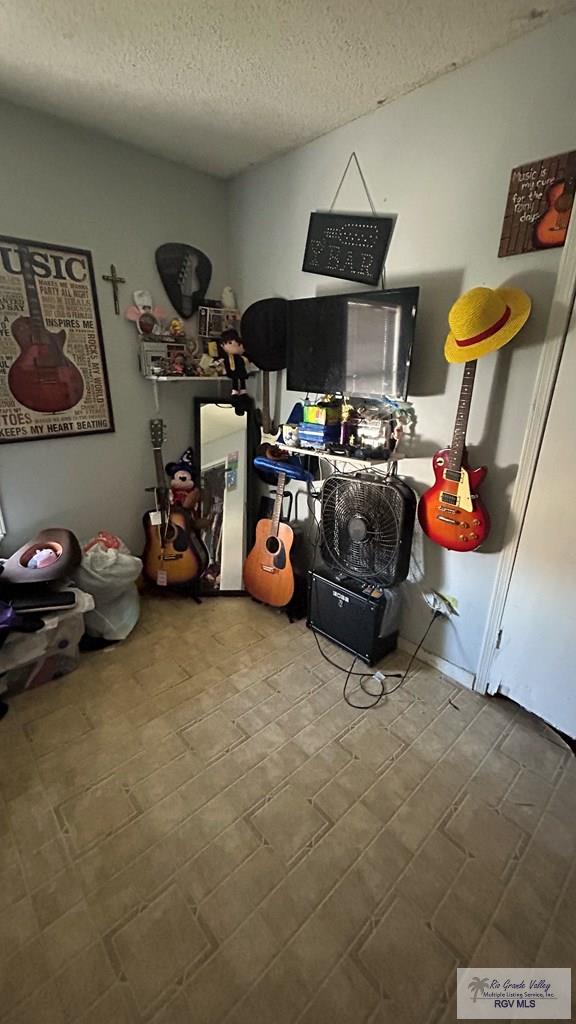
left=0, top=594, right=574, bottom=1023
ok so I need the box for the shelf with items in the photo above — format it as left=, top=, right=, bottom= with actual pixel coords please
left=143, top=375, right=228, bottom=383
left=144, top=371, right=229, bottom=413
left=276, top=444, right=420, bottom=468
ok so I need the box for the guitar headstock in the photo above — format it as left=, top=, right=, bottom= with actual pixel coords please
left=178, top=252, right=199, bottom=297
left=149, top=418, right=166, bottom=449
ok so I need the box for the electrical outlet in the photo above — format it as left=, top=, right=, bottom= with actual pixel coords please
left=423, top=590, right=459, bottom=617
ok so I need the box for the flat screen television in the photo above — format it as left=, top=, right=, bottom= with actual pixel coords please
left=286, top=287, right=419, bottom=399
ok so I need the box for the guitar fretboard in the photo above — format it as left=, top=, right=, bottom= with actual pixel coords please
left=271, top=472, right=286, bottom=538
left=448, top=360, right=477, bottom=473
left=19, top=247, right=45, bottom=329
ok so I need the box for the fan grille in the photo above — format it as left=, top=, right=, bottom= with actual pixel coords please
left=321, top=474, right=411, bottom=584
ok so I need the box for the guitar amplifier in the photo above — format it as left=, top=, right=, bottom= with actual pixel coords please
left=307, top=565, right=401, bottom=665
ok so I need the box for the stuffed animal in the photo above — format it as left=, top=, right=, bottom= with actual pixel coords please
left=125, top=290, right=165, bottom=336
left=165, top=447, right=200, bottom=511
left=169, top=318, right=186, bottom=339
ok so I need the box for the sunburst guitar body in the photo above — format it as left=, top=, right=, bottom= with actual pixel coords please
left=142, top=418, right=208, bottom=588
left=143, top=506, right=207, bottom=585
left=417, top=448, right=490, bottom=552
left=418, top=360, right=490, bottom=552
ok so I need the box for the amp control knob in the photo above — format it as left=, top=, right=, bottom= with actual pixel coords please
left=472, top=518, right=481, bottom=527
left=469, top=533, right=478, bottom=541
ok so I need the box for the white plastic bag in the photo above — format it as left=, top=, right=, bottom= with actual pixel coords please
left=73, top=539, right=142, bottom=640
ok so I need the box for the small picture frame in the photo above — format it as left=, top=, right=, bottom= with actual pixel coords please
left=197, top=306, right=240, bottom=339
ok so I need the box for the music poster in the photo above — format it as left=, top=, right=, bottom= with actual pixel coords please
left=498, top=151, right=576, bottom=257
left=0, top=235, right=114, bottom=443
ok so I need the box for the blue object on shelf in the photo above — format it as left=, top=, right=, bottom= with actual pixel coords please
left=253, top=455, right=313, bottom=483
left=298, top=422, right=340, bottom=448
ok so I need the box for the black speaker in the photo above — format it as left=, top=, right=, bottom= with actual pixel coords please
left=307, top=565, right=401, bottom=665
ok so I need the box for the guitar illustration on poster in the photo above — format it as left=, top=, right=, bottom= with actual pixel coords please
left=0, top=235, right=114, bottom=443
left=8, top=245, right=84, bottom=413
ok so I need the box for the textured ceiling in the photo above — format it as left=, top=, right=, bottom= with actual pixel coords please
left=0, top=1, right=574, bottom=178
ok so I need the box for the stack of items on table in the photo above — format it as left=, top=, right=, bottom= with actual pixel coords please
left=0, top=529, right=141, bottom=702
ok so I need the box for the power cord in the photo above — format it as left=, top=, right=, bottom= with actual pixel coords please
left=313, top=610, right=441, bottom=709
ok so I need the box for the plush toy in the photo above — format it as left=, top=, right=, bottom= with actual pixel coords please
left=218, top=328, right=249, bottom=394
left=125, top=290, right=165, bottom=336
left=169, top=318, right=186, bottom=339
left=165, top=447, right=200, bottom=511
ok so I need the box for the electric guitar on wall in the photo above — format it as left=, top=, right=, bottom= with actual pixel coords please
left=417, top=361, right=490, bottom=552
left=8, top=246, right=85, bottom=413
left=142, top=418, right=209, bottom=586
left=243, top=467, right=295, bottom=606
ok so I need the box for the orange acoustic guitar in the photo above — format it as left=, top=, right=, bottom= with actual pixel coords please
left=418, top=360, right=490, bottom=552
left=534, top=179, right=574, bottom=249
left=244, top=468, right=295, bottom=606
left=9, top=246, right=85, bottom=413
left=142, top=419, right=209, bottom=587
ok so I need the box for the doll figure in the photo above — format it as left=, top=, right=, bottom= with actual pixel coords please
left=170, top=351, right=187, bottom=375
left=219, top=328, right=248, bottom=394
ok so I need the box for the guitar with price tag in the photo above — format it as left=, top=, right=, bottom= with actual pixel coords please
left=417, top=361, right=490, bottom=552
left=142, top=419, right=209, bottom=586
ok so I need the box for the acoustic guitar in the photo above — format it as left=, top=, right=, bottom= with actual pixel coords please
left=142, top=418, right=209, bottom=586
left=534, top=179, right=574, bottom=249
left=8, top=246, right=85, bottom=413
left=418, top=361, right=490, bottom=552
left=244, top=468, right=295, bottom=606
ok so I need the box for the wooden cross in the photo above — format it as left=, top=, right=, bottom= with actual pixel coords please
left=102, top=263, right=126, bottom=315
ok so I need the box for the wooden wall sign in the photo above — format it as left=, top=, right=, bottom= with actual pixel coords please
left=499, top=151, right=576, bottom=257
left=302, top=212, right=393, bottom=285
left=0, top=235, right=114, bottom=444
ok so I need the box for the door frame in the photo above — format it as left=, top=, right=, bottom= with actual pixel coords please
left=475, top=217, right=576, bottom=694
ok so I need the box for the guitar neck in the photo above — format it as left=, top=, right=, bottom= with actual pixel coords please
left=448, top=360, right=477, bottom=473
left=19, top=247, right=45, bottom=330
left=262, top=371, right=272, bottom=435
left=271, top=471, right=286, bottom=537
left=153, top=447, right=168, bottom=500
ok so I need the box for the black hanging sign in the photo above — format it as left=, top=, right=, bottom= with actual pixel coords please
left=302, top=212, right=393, bottom=286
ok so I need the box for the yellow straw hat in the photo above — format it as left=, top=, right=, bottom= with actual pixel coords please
left=444, top=286, right=531, bottom=364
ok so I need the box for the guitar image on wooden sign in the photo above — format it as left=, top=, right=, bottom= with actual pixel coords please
left=534, top=178, right=575, bottom=249
left=8, top=246, right=84, bottom=413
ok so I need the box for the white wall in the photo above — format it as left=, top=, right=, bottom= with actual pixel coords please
left=0, top=98, right=229, bottom=555
left=200, top=426, right=247, bottom=590
left=228, top=13, right=576, bottom=676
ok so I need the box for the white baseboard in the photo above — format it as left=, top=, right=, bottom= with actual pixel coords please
left=398, top=636, right=476, bottom=690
